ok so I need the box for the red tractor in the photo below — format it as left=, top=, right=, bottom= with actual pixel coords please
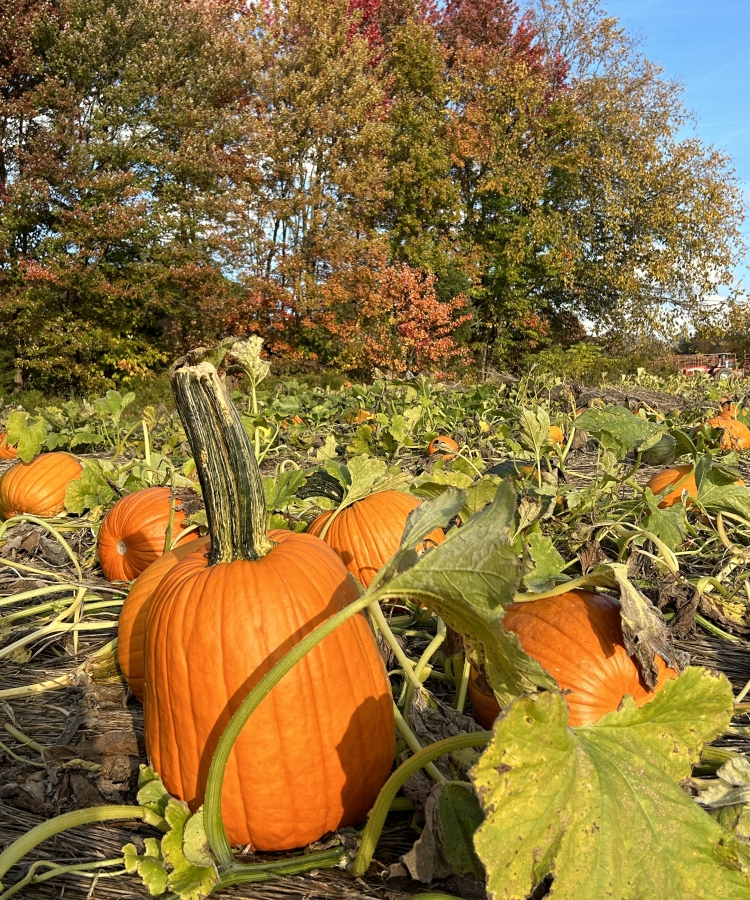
left=673, top=353, right=738, bottom=380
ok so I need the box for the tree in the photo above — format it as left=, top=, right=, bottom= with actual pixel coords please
left=0, top=0, right=249, bottom=390
left=453, top=0, right=744, bottom=368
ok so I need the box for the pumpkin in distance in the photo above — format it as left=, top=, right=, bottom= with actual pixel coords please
left=98, top=486, right=196, bottom=582
left=468, top=590, right=677, bottom=729
left=548, top=425, right=565, bottom=445
left=144, top=353, right=394, bottom=851
left=427, top=435, right=459, bottom=459
left=0, top=453, right=83, bottom=519
left=0, top=432, right=18, bottom=460
left=118, top=535, right=210, bottom=701
left=307, top=490, right=444, bottom=587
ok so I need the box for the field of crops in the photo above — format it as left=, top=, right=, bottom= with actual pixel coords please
left=1, top=340, right=750, bottom=900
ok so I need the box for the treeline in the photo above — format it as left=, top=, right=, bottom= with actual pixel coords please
left=0, top=0, right=744, bottom=390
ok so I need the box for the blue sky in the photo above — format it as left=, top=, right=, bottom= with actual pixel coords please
left=602, top=0, right=750, bottom=286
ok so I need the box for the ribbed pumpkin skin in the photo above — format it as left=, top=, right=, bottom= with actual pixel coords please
left=118, top=536, right=210, bottom=701
left=0, top=453, right=83, bottom=519
left=0, top=432, right=17, bottom=460
left=307, top=490, right=444, bottom=588
left=645, top=465, right=697, bottom=509
left=144, top=530, right=395, bottom=850
left=469, top=591, right=677, bottom=728
left=98, top=487, right=196, bottom=582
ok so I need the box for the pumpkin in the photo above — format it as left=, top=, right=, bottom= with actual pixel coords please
left=645, top=465, right=697, bottom=508
left=468, top=590, right=677, bottom=729
left=143, top=352, right=394, bottom=851
left=98, top=486, right=197, bottom=582
left=548, top=425, right=565, bottom=445
left=719, top=399, right=737, bottom=419
left=707, top=416, right=750, bottom=452
left=307, top=490, right=445, bottom=588
left=427, top=435, right=459, bottom=460
left=0, top=453, right=83, bottom=519
left=118, top=535, right=210, bottom=701
left=0, top=432, right=18, bottom=460
left=641, top=433, right=677, bottom=467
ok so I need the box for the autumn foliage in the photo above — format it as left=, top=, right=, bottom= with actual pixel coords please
left=0, top=0, right=743, bottom=389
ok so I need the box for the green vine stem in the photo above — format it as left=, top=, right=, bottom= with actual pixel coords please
left=0, top=584, right=78, bottom=610
left=0, top=807, right=167, bottom=887
left=393, top=704, right=446, bottom=785
left=352, top=731, right=492, bottom=876
left=212, top=846, right=349, bottom=890
left=0, top=858, right=126, bottom=900
left=171, top=352, right=274, bottom=563
left=369, top=603, right=424, bottom=694
left=455, top=655, right=471, bottom=713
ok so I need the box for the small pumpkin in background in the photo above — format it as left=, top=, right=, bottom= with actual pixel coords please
left=427, top=435, right=459, bottom=460
left=307, top=490, right=445, bottom=588
left=98, top=486, right=197, bottom=582
left=468, top=590, right=677, bottom=729
left=0, top=432, right=18, bottom=460
left=645, top=465, right=697, bottom=508
left=118, top=535, right=210, bottom=701
left=548, top=425, right=565, bottom=445
left=0, top=453, right=83, bottom=519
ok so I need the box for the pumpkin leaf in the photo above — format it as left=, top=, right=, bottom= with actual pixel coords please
left=136, top=765, right=171, bottom=817
left=162, top=799, right=219, bottom=900
left=692, top=756, right=750, bottom=809
left=123, top=840, right=168, bottom=897
left=64, top=461, right=115, bottom=517
left=522, top=533, right=568, bottom=592
left=471, top=669, right=747, bottom=900
left=5, top=411, right=47, bottom=462
left=606, top=563, right=683, bottom=689
left=402, top=782, right=485, bottom=883
left=231, top=336, right=271, bottom=385
left=399, top=487, right=465, bottom=551
left=263, top=469, right=307, bottom=511
left=574, top=407, right=667, bottom=459
left=315, top=433, right=339, bottom=461
left=643, top=499, right=688, bottom=550
left=379, top=480, right=556, bottom=704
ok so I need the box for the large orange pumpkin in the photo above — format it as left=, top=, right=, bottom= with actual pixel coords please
left=0, top=432, right=18, bottom=460
left=118, top=535, right=210, bottom=701
left=0, top=453, right=83, bottom=519
left=707, top=416, right=750, bottom=452
left=143, top=352, right=394, bottom=851
left=307, top=490, right=445, bottom=588
left=644, top=464, right=697, bottom=508
left=98, top=486, right=197, bottom=582
left=468, top=590, right=677, bottom=729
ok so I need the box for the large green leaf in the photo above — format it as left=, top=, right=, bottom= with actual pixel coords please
left=574, top=407, right=667, bottom=459
left=471, top=669, right=747, bottom=900
left=378, top=481, right=556, bottom=704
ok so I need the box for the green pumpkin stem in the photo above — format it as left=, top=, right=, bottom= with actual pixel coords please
left=171, top=352, right=274, bottom=564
